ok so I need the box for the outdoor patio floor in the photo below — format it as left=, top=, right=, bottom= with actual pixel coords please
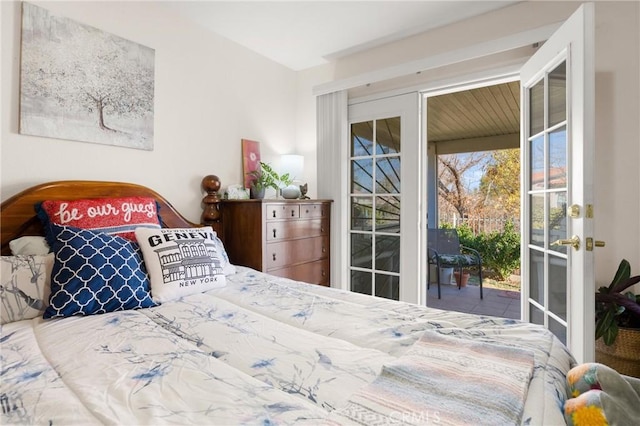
left=426, top=282, right=521, bottom=319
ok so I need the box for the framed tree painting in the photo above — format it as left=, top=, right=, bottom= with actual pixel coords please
left=19, top=2, right=155, bottom=150
left=242, top=139, right=261, bottom=189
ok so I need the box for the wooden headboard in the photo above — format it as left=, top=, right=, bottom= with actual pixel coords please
left=1, top=178, right=223, bottom=256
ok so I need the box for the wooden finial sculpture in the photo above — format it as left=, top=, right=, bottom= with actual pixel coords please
left=201, top=175, right=222, bottom=232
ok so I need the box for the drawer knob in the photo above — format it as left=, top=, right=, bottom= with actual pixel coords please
left=305, top=209, right=309, bottom=214
left=291, top=210, right=295, bottom=217
left=272, top=253, right=277, bottom=261
left=273, top=229, right=277, bottom=238
left=322, top=246, right=326, bottom=253
left=272, top=210, right=276, bottom=218
left=322, top=269, right=326, bottom=277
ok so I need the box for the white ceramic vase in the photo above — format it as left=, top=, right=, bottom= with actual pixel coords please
left=281, top=185, right=301, bottom=199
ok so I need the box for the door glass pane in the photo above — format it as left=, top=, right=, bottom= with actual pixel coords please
left=375, top=274, right=399, bottom=300
left=530, top=79, right=545, bottom=135
left=529, top=249, right=544, bottom=304
left=530, top=194, right=544, bottom=247
left=351, top=234, right=372, bottom=269
left=549, top=126, right=567, bottom=189
left=376, top=235, right=400, bottom=273
left=351, top=196, right=373, bottom=231
left=351, top=159, right=373, bottom=193
left=549, top=256, right=567, bottom=321
left=548, top=192, right=567, bottom=254
left=376, top=196, right=400, bottom=233
left=549, top=316, right=567, bottom=344
left=351, top=121, right=373, bottom=156
left=530, top=136, right=544, bottom=190
left=549, top=62, right=567, bottom=127
left=351, top=270, right=371, bottom=295
left=530, top=304, right=544, bottom=326
left=376, top=117, right=400, bottom=155
left=375, top=157, right=401, bottom=193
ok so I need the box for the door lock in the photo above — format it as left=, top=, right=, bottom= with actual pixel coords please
left=586, top=238, right=606, bottom=251
left=568, top=204, right=580, bottom=218
left=552, top=235, right=581, bottom=251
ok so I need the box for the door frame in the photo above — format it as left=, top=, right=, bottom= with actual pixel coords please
left=421, top=73, right=521, bottom=237
left=335, top=11, right=594, bottom=354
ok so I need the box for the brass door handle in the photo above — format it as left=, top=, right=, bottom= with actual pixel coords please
left=552, top=235, right=580, bottom=251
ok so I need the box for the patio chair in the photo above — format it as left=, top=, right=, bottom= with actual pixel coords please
left=427, top=228, right=483, bottom=299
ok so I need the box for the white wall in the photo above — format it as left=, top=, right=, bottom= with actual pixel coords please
left=1, top=0, right=298, bottom=222
left=294, top=63, right=334, bottom=199
left=593, top=1, right=640, bottom=282
left=297, top=1, right=640, bottom=282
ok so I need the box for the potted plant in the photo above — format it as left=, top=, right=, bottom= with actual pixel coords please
left=246, top=162, right=291, bottom=199
left=453, top=269, right=470, bottom=288
left=595, top=259, right=640, bottom=377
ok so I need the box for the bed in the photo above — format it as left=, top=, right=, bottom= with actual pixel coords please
left=0, top=178, right=574, bottom=425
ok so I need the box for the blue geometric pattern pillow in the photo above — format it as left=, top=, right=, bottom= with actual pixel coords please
left=44, top=224, right=155, bottom=319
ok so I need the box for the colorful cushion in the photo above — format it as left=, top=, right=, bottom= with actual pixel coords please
left=135, top=227, right=226, bottom=303
left=564, top=362, right=640, bottom=426
left=1, top=254, right=54, bottom=324
left=36, top=197, right=162, bottom=245
left=44, top=224, right=155, bottom=319
left=9, top=236, right=51, bottom=255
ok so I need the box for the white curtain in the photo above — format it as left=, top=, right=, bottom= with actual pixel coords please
left=316, top=90, right=347, bottom=289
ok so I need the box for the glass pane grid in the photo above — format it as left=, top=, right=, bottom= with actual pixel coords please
left=349, top=117, right=401, bottom=300
left=525, top=58, right=569, bottom=343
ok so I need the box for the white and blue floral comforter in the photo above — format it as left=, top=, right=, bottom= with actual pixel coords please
left=1, top=267, right=573, bottom=425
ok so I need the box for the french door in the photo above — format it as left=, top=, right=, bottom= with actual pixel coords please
left=520, top=3, right=595, bottom=362
left=347, top=93, right=423, bottom=304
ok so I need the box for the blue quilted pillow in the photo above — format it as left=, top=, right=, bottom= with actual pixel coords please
left=44, top=224, right=155, bottom=319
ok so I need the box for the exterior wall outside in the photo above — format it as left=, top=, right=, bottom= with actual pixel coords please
left=1, top=0, right=298, bottom=222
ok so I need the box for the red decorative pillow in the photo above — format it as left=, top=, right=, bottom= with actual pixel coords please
left=36, top=197, right=162, bottom=244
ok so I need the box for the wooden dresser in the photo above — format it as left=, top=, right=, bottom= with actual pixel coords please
left=218, top=199, right=331, bottom=286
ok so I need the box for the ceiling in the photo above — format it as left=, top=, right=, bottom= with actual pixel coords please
left=165, top=1, right=519, bottom=71
left=428, top=81, right=520, bottom=143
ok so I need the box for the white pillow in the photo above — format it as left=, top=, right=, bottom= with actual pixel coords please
left=1, top=254, right=54, bottom=324
left=9, top=236, right=51, bottom=255
left=135, top=227, right=227, bottom=303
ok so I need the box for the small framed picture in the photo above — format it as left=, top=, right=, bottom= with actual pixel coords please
left=241, top=139, right=261, bottom=189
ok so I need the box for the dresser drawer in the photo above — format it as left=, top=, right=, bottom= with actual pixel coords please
left=299, top=203, right=328, bottom=219
left=266, top=204, right=299, bottom=220
left=266, top=218, right=328, bottom=241
left=269, top=259, right=329, bottom=286
left=265, top=236, right=329, bottom=269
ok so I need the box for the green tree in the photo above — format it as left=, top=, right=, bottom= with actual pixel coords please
left=478, top=149, right=520, bottom=218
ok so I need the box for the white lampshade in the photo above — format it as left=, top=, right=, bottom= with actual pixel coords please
left=280, top=154, right=304, bottom=182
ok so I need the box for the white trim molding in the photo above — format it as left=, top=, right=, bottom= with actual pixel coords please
left=313, top=22, right=562, bottom=97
